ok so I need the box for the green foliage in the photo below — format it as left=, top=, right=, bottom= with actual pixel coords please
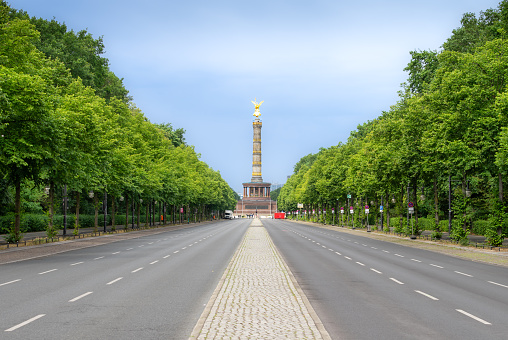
left=3, top=226, right=23, bottom=243
left=270, top=187, right=282, bottom=201
left=276, top=1, right=508, bottom=246
left=0, top=2, right=236, bottom=229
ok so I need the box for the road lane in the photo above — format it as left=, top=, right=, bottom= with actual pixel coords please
left=1, top=219, right=250, bottom=339
left=265, top=219, right=508, bottom=340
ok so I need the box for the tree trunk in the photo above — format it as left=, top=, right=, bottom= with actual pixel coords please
left=434, top=177, right=439, bottom=231
left=94, top=194, right=99, bottom=232
left=125, top=194, right=129, bottom=229
left=400, top=185, right=404, bottom=230
left=111, top=198, right=116, bottom=229
left=145, top=203, right=149, bottom=227
left=14, top=179, right=21, bottom=238
left=48, top=181, right=55, bottom=229
left=499, top=172, right=503, bottom=235
left=75, top=192, right=80, bottom=229
left=137, top=202, right=140, bottom=228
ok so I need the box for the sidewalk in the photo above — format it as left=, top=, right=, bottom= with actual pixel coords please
left=190, top=218, right=330, bottom=339
left=0, top=220, right=213, bottom=245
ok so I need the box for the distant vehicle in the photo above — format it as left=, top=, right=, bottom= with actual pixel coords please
left=224, top=210, right=234, bottom=219
left=274, top=212, right=286, bottom=219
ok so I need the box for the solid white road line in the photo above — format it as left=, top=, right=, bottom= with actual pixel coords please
left=70, top=262, right=84, bottom=266
left=132, top=267, right=143, bottom=273
left=456, top=309, right=491, bottom=325
left=38, top=269, right=57, bottom=275
left=370, top=268, right=382, bottom=274
left=430, top=264, right=443, bottom=268
left=488, top=280, right=508, bottom=288
left=94, top=256, right=104, bottom=260
left=415, top=290, right=439, bottom=300
left=5, top=314, right=45, bottom=332
left=69, top=291, right=93, bottom=302
left=390, top=278, right=404, bottom=285
left=107, top=277, right=123, bottom=285
left=454, top=271, right=473, bottom=277
left=0, top=279, right=21, bottom=287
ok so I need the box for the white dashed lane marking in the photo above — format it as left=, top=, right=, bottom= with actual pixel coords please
left=456, top=309, right=491, bottom=325
left=107, top=277, right=123, bottom=285
left=488, top=281, right=508, bottom=288
left=38, top=269, right=57, bottom=275
left=415, top=290, right=439, bottom=300
left=70, top=262, right=84, bottom=266
left=5, top=314, right=46, bottom=332
left=390, top=278, right=404, bottom=285
left=455, top=271, right=473, bottom=277
left=132, top=267, right=143, bottom=273
left=0, top=279, right=21, bottom=287
left=69, top=291, right=93, bottom=302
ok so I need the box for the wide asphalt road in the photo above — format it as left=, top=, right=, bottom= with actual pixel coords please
left=264, top=219, right=508, bottom=340
left=1, top=219, right=250, bottom=339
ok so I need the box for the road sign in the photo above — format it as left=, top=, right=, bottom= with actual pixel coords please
left=340, top=207, right=344, bottom=214
left=380, top=205, right=384, bottom=212
left=332, top=209, right=335, bottom=214
left=408, top=202, right=414, bottom=208
left=350, top=206, right=354, bottom=214
left=365, top=208, right=370, bottom=214
left=347, top=194, right=351, bottom=199
left=409, top=207, right=414, bottom=214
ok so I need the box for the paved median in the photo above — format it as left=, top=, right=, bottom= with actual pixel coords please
left=190, top=218, right=330, bottom=339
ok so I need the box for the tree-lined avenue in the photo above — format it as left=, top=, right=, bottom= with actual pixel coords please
left=1, top=220, right=250, bottom=339
left=264, top=219, right=508, bottom=340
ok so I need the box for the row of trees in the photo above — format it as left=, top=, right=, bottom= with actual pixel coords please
left=278, top=1, right=508, bottom=246
left=0, top=2, right=237, bottom=240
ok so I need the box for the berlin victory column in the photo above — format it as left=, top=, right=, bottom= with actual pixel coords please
left=234, top=99, right=277, bottom=217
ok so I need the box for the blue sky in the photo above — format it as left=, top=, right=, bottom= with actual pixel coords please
left=7, top=0, right=501, bottom=193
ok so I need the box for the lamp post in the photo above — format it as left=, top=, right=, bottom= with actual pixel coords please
left=103, top=191, right=107, bottom=232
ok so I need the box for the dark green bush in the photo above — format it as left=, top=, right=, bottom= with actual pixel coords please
left=471, top=220, right=489, bottom=236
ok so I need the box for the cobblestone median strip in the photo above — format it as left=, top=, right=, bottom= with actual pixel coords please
left=190, top=219, right=331, bottom=339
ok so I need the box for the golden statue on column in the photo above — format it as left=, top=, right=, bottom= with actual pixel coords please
left=252, top=98, right=264, bottom=118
